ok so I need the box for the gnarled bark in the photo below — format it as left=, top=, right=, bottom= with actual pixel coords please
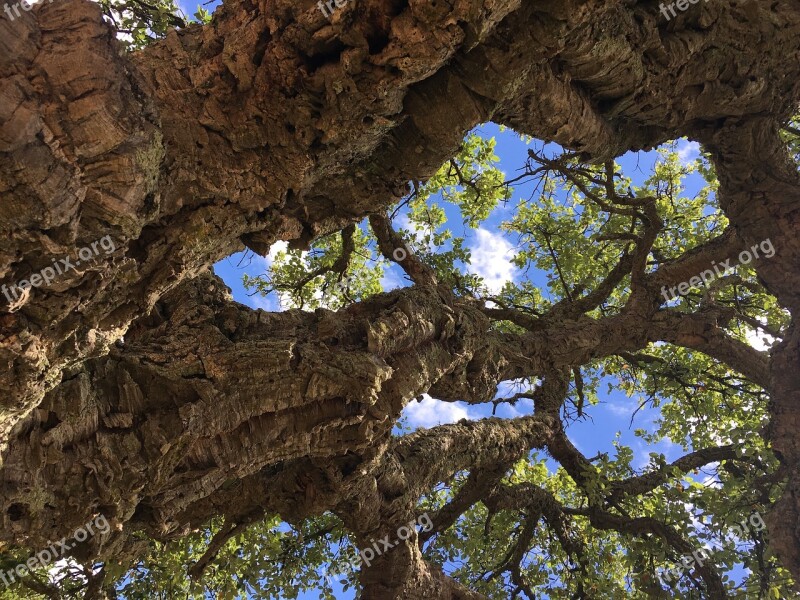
left=2, top=0, right=800, bottom=596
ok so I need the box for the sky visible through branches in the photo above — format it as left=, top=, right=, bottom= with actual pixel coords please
left=212, top=124, right=775, bottom=599
left=2, top=0, right=799, bottom=596
left=164, top=0, right=773, bottom=600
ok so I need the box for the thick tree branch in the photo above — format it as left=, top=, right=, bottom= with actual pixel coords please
left=606, top=445, right=737, bottom=502
left=570, top=508, right=729, bottom=598
left=420, top=460, right=515, bottom=544
left=188, top=514, right=262, bottom=580
left=701, top=117, right=800, bottom=584
left=369, top=214, right=437, bottom=286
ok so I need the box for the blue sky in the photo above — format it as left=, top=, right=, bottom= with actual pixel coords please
left=208, top=123, right=722, bottom=598
left=214, top=125, right=709, bottom=464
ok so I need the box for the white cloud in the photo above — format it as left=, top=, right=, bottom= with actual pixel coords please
left=402, top=394, right=474, bottom=429
left=745, top=326, right=775, bottom=352
left=606, top=402, right=635, bottom=418
left=468, top=228, right=517, bottom=294
left=676, top=140, right=701, bottom=166
left=266, top=240, right=290, bottom=264
left=396, top=214, right=431, bottom=248
left=497, top=397, right=534, bottom=418
left=603, top=393, right=645, bottom=420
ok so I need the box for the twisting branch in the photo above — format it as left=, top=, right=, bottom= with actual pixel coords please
left=369, top=213, right=438, bottom=286
left=483, top=483, right=586, bottom=594
left=654, top=309, right=771, bottom=388
left=531, top=367, right=571, bottom=415
left=491, top=514, right=538, bottom=600
left=605, top=445, right=738, bottom=503
left=548, top=246, right=634, bottom=318
left=485, top=479, right=730, bottom=597
left=525, top=150, right=641, bottom=218
left=394, top=415, right=559, bottom=499
left=448, top=159, right=484, bottom=200
left=245, top=224, right=358, bottom=304
left=189, top=512, right=263, bottom=580
left=19, top=574, right=62, bottom=600
left=782, top=124, right=800, bottom=137
left=491, top=391, right=537, bottom=416
left=420, top=460, right=515, bottom=544
left=547, top=429, right=600, bottom=493
left=568, top=507, right=730, bottom=598
left=537, top=225, right=575, bottom=302
left=294, top=224, right=357, bottom=290
left=480, top=300, right=544, bottom=330
left=647, top=227, right=744, bottom=294
left=519, top=152, right=663, bottom=317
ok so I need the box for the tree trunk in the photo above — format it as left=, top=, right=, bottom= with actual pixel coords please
left=700, top=117, right=800, bottom=581
left=2, top=0, right=800, bottom=595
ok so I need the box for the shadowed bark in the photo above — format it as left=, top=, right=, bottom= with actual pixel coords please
left=700, top=118, right=800, bottom=589
left=1, top=0, right=800, bottom=596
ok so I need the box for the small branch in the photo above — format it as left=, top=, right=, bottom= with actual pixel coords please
left=782, top=124, right=800, bottom=137
left=449, top=159, right=483, bottom=199
left=189, top=513, right=262, bottom=580
left=655, top=309, right=771, bottom=389
left=648, top=227, right=742, bottom=293
left=567, top=507, right=730, bottom=598
left=606, top=445, right=738, bottom=502
left=298, top=224, right=357, bottom=289
left=572, top=366, right=585, bottom=417
left=538, top=226, right=574, bottom=302
left=20, top=574, right=62, bottom=600
left=481, top=306, right=544, bottom=330
left=420, top=460, right=513, bottom=544
left=369, top=213, right=437, bottom=286
left=526, top=150, right=640, bottom=217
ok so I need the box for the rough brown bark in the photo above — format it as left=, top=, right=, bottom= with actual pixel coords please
left=3, top=272, right=745, bottom=552
left=699, top=118, right=800, bottom=588
left=1, top=0, right=800, bottom=596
